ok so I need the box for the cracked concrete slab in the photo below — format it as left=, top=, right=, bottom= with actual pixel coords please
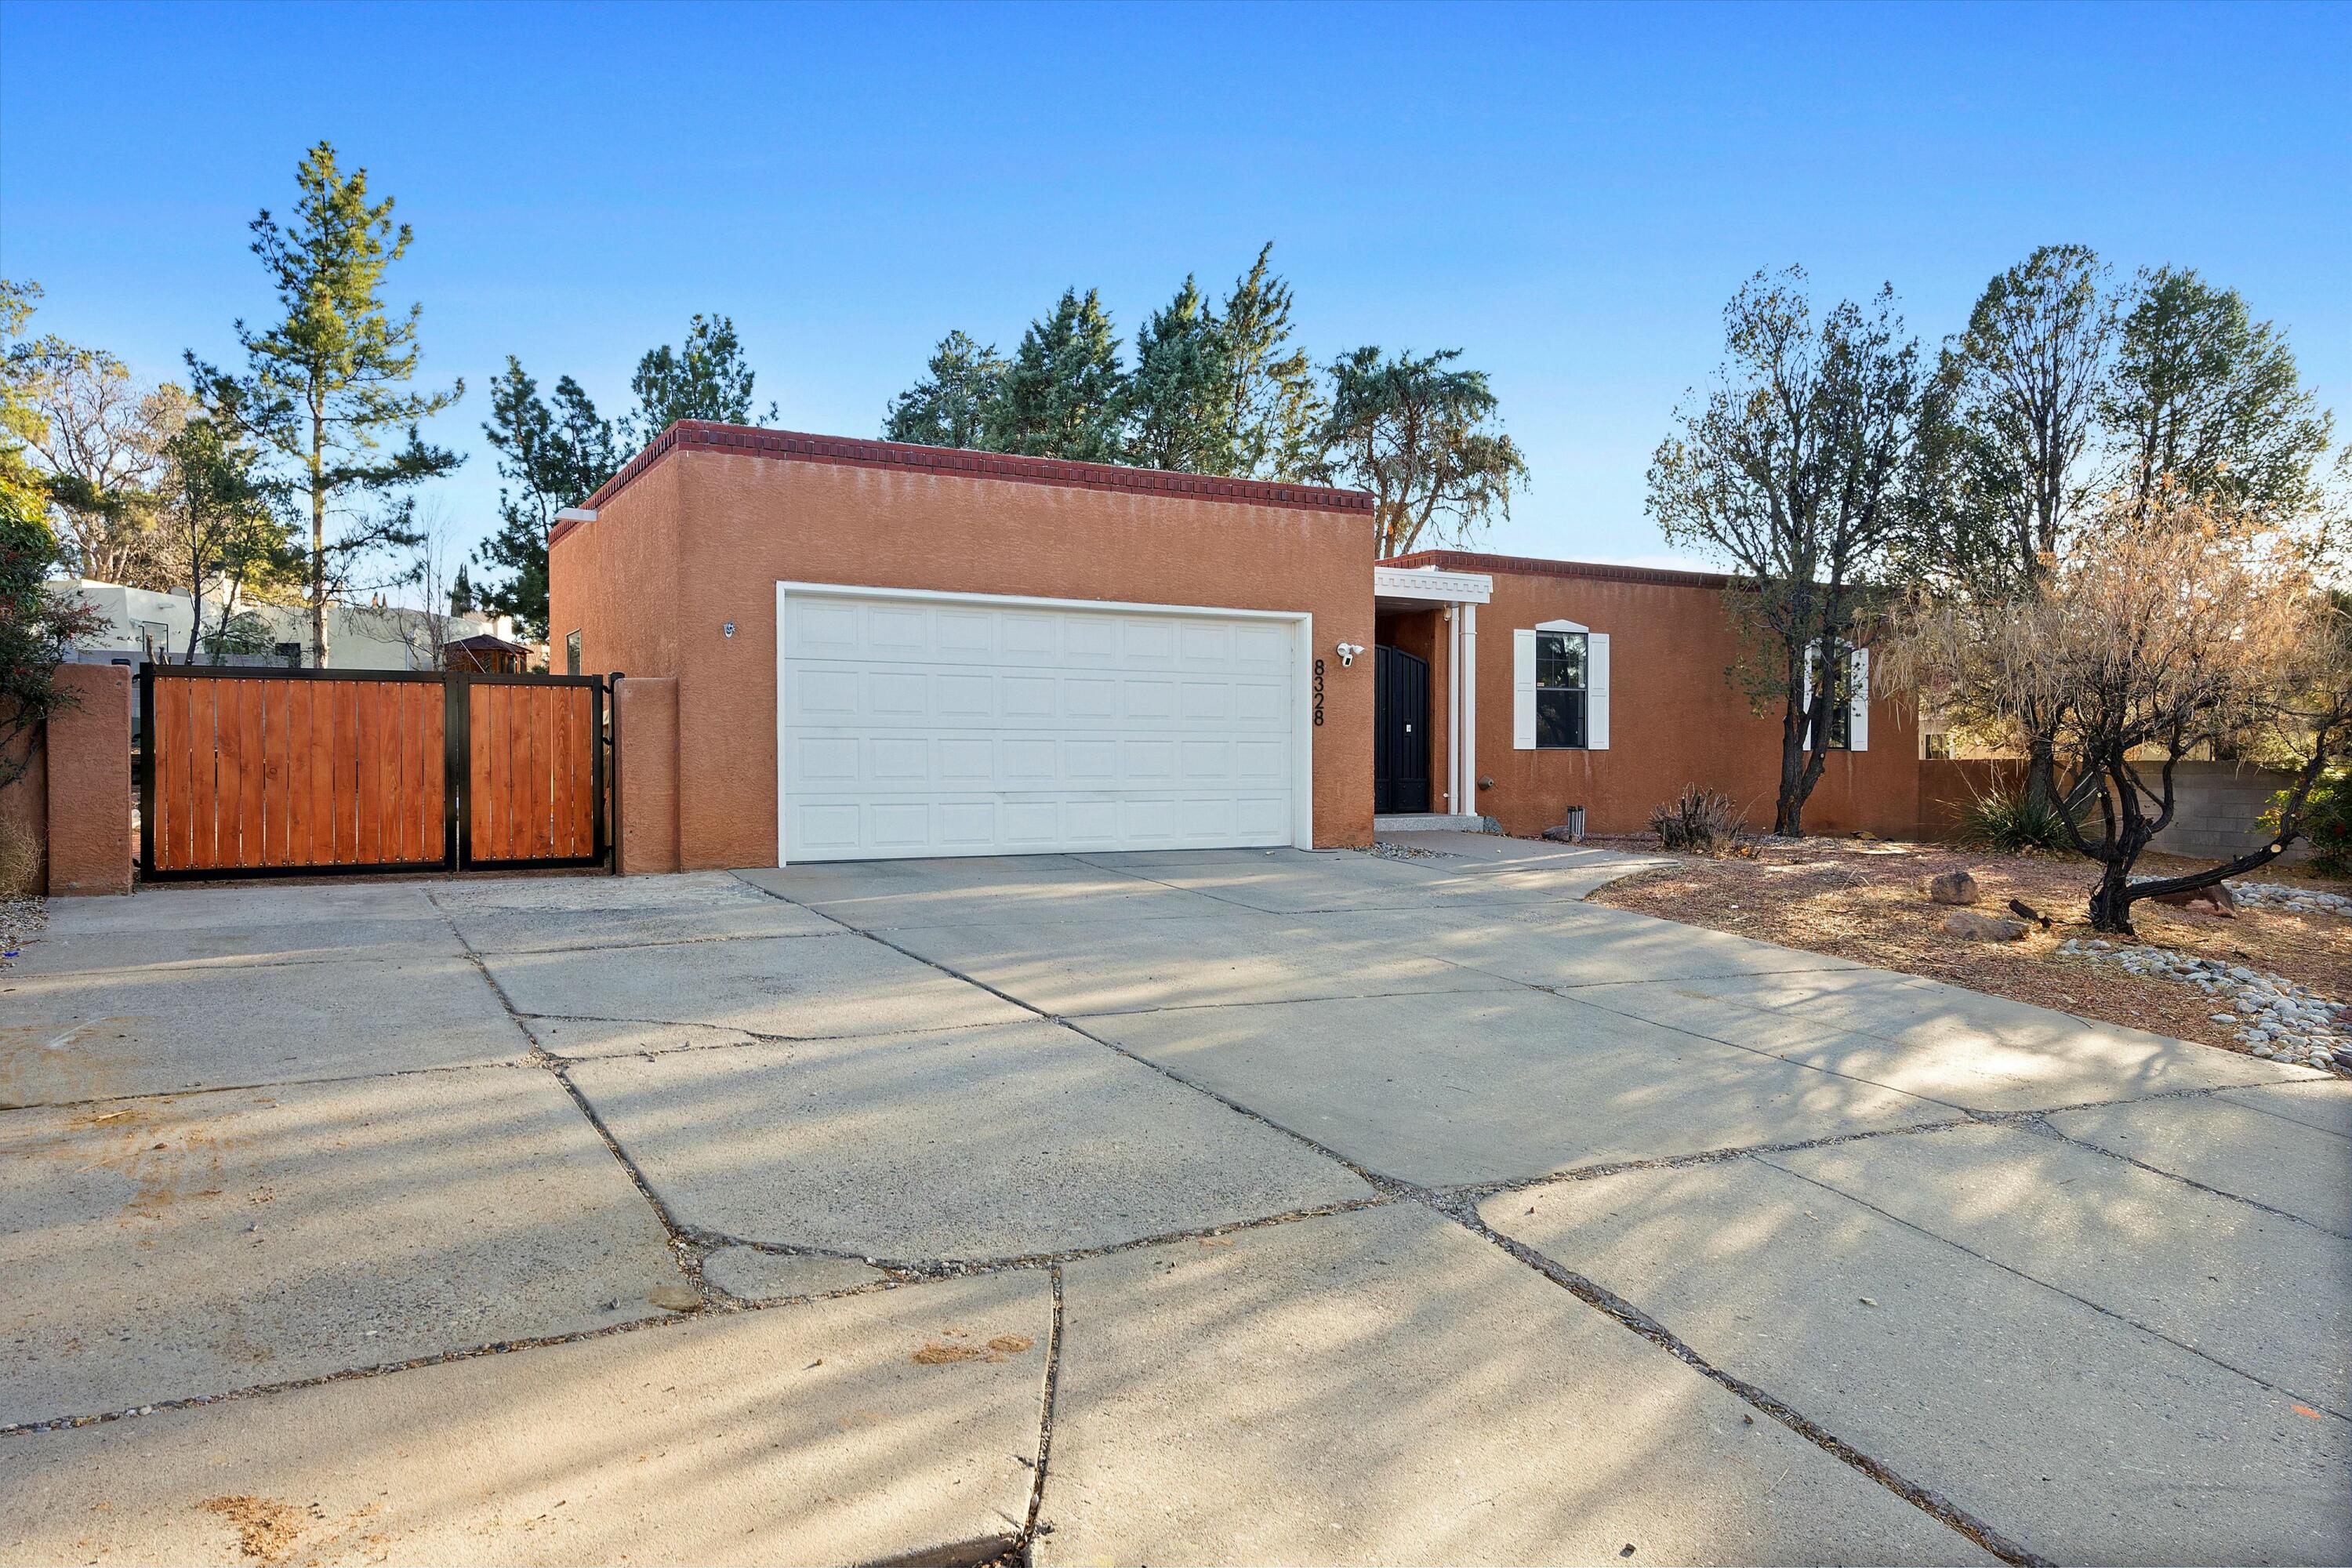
left=1334, top=902, right=1871, bottom=989
left=0, top=1272, right=1052, bottom=1567
left=1766, top=1120, right=2352, bottom=1414
left=1038, top=1202, right=1982, bottom=1566
left=521, top=1017, right=762, bottom=1061
left=6, top=916, right=467, bottom=977
left=0, top=953, right=529, bottom=1107
left=1076, top=989, right=1958, bottom=1187
left=737, top=855, right=1224, bottom=929
left=0, top=1066, right=680, bottom=1427
left=568, top=1022, right=1372, bottom=1261
left=701, top=1247, right=890, bottom=1301
left=434, top=871, right=838, bottom=952
left=1485, top=1159, right=2352, bottom=1566
left=1572, top=968, right=2321, bottom=1112
left=1075, top=845, right=1636, bottom=913
left=24, top=880, right=448, bottom=937
left=2045, top=1083, right=2352, bottom=1235
left=881, top=911, right=1519, bottom=1015
left=479, top=931, right=1030, bottom=1039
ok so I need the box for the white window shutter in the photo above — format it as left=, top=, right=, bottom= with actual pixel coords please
left=1803, top=644, right=1820, bottom=750
left=1512, top=630, right=1537, bottom=750
left=1848, top=646, right=1870, bottom=752
left=1587, top=633, right=1610, bottom=750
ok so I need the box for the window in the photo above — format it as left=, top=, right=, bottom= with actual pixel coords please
left=1535, top=629, right=1588, bottom=749
left=1806, top=642, right=1869, bottom=753
left=564, top=630, right=582, bottom=677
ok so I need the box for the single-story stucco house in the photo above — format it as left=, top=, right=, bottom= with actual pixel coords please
left=550, top=421, right=1920, bottom=869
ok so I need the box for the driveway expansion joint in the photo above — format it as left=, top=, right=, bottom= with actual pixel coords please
left=1760, top=1151, right=2352, bottom=1421
left=1424, top=1189, right=2056, bottom=1568
left=2025, top=1112, right=2352, bottom=1240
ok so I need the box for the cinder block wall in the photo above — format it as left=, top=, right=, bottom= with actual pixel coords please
left=2146, top=761, right=2310, bottom=864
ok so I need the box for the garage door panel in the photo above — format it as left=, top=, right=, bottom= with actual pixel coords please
left=781, top=591, right=1298, bottom=862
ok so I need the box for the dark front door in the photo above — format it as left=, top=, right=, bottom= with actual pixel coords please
left=1374, top=644, right=1432, bottom=815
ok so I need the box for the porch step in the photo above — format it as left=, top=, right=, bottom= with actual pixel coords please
left=1374, top=814, right=1497, bottom=834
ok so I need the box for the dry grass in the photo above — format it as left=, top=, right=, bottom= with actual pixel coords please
left=1585, top=835, right=2351, bottom=1059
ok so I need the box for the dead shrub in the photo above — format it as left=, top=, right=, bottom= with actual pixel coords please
left=0, top=812, right=39, bottom=897
left=1650, top=786, right=1748, bottom=857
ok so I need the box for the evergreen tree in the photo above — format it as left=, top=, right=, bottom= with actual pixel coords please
left=883, top=331, right=1007, bottom=448
left=624, top=314, right=772, bottom=447
left=986, top=289, right=1126, bottom=462
left=188, top=142, right=461, bottom=666
left=1123, top=276, right=1231, bottom=473
left=449, top=563, right=474, bottom=616
left=1218, top=245, right=1323, bottom=481
left=2107, top=268, right=2333, bottom=524
left=477, top=357, right=619, bottom=637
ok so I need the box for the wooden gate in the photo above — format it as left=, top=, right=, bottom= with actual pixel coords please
left=140, top=666, right=609, bottom=880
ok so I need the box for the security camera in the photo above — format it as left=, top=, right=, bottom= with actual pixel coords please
left=1335, top=641, right=1366, bottom=667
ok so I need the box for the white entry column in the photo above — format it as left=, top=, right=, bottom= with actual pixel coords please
left=1458, top=601, right=1478, bottom=819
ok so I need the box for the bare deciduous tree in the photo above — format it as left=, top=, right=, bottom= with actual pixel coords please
left=1888, top=492, right=2352, bottom=933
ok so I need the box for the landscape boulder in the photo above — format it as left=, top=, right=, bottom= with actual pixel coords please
left=1920, top=870, right=1980, bottom=906
left=1943, top=910, right=2027, bottom=942
left=2151, top=882, right=2238, bottom=918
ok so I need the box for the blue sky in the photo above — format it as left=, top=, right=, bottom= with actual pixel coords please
left=2, top=0, right=2346, bottom=584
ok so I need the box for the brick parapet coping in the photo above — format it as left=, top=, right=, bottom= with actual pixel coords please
left=1383, top=549, right=1737, bottom=592
left=554, top=421, right=1375, bottom=547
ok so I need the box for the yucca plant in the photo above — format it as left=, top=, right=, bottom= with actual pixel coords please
left=1952, top=788, right=2074, bottom=855
left=1650, top=786, right=1748, bottom=857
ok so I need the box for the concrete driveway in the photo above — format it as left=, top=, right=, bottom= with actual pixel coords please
left=2, top=836, right=2344, bottom=1566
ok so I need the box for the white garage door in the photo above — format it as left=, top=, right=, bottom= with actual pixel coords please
left=777, top=586, right=1302, bottom=862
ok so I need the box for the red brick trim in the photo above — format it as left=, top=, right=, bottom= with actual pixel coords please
left=554, top=421, right=1374, bottom=546
left=1383, top=549, right=1737, bottom=592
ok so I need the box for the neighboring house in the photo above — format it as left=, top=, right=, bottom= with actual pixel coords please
left=549, top=420, right=1926, bottom=869
left=50, top=577, right=524, bottom=672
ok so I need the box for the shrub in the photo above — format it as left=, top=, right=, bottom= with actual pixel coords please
left=2265, top=768, right=2350, bottom=880
left=0, top=811, right=38, bottom=898
left=1952, top=788, right=2074, bottom=855
left=1650, top=786, right=1747, bottom=856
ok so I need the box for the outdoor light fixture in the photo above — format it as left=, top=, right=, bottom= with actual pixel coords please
left=1335, top=641, right=1366, bottom=667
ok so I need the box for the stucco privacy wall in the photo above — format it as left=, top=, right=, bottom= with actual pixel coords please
left=552, top=424, right=1378, bottom=869
left=5, top=663, right=136, bottom=896
left=1389, top=551, right=1922, bottom=839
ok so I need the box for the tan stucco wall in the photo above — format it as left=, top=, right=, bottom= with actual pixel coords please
left=554, top=446, right=1377, bottom=869
left=613, top=676, right=681, bottom=874
left=1466, top=569, right=1922, bottom=839
left=45, top=664, right=133, bottom=895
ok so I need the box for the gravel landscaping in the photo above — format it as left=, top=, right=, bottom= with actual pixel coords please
left=1586, top=835, right=2352, bottom=1076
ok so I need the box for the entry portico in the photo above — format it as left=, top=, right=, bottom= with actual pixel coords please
left=1370, top=561, right=1493, bottom=829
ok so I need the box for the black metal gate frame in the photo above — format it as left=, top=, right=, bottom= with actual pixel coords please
left=138, top=665, right=618, bottom=883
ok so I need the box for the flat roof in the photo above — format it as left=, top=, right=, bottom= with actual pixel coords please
left=557, top=420, right=1375, bottom=546
left=1381, top=549, right=1733, bottom=592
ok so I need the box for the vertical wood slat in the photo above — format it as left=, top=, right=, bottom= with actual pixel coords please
left=469, top=685, right=494, bottom=860
left=285, top=681, right=314, bottom=867
left=235, top=678, right=264, bottom=868
left=502, top=686, right=526, bottom=860
left=207, top=681, right=239, bottom=869
left=191, top=681, right=217, bottom=871
left=264, top=680, right=292, bottom=866
left=573, top=688, right=596, bottom=855
left=387, top=683, right=412, bottom=863
left=552, top=687, right=579, bottom=856
left=334, top=681, right=358, bottom=863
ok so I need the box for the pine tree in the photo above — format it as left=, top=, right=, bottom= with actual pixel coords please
left=1218, top=245, right=1324, bottom=481
left=187, top=142, right=461, bottom=666
left=2107, top=269, right=2333, bottom=524
left=883, top=331, right=1007, bottom=448
left=986, top=289, right=1126, bottom=462
left=624, top=314, right=773, bottom=447
left=477, top=357, right=619, bottom=638
left=1123, top=277, right=1231, bottom=473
